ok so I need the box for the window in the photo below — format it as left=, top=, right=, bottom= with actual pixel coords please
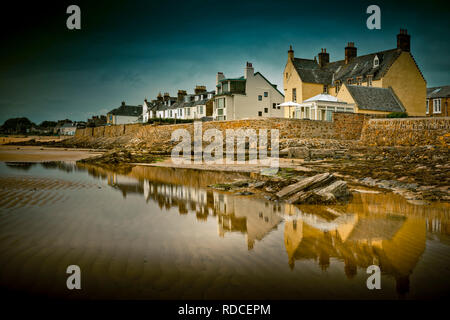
left=277, top=105, right=280, bottom=109
left=373, top=55, right=379, bottom=67
left=323, top=85, right=328, bottom=94
left=433, top=99, right=441, bottom=113
left=264, top=92, right=268, bottom=97
left=273, top=103, right=276, bottom=109
left=264, top=108, right=268, bottom=113
left=258, top=95, right=262, bottom=101
left=258, top=111, right=262, bottom=116
left=356, top=77, right=362, bottom=86
left=426, top=100, right=429, bottom=114
left=285, top=72, right=288, bottom=78
left=347, top=78, right=353, bottom=85
left=335, top=81, right=341, bottom=93
left=199, top=106, right=203, bottom=114
left=367, top=75, right=373, bottom=87
left=217, top=98, right=225, bottom=108
left=292, top=88, right=297, bottom=102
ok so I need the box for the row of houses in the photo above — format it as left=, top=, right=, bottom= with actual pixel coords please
left=106, top=29, right=449, bottom=126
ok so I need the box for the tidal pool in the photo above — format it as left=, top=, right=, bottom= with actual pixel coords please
left=0, top=162, right=449, bottom=299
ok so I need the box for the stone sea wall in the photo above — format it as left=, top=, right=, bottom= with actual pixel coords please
left=74, top=118, right=335, bottom=146
left=72, top=116, right=450, bottom=149
left=360, top=117, right=450, bottom=146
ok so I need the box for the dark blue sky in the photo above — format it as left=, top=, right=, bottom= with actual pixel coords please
left=1, top=0, right=449, bottom=124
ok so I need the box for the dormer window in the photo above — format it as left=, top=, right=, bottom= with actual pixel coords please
left=347, top=78, right=353, bottom=85
left=335, top=80, right=341, bottom=93
left=373, top=55, right=379, bottom=68
left=323, top=85, right=328, bottom=94
left=356, top=77, right=362, bottom=86
left=367, top=75, right=373, bottom=86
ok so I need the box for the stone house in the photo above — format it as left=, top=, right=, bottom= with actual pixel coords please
left=426, top=85, right=450, bottom=117
left=213, top=62, right=285, bottom=120
left=283, top=29, right=426, bottom=117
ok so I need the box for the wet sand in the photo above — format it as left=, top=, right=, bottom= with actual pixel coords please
left=0, top=146, right=103, bottom=162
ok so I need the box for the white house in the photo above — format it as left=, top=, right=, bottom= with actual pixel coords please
left=213, top=62, right=284, bottom=120
left=294, top=93, right=354, bottom=121
left=107, top=101, right=142, bottom=125
left=59, top=122, right=77, bottom=135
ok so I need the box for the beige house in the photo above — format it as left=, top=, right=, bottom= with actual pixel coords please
left=213, top=62, right=284, bottom=120
left=283, top=29, right=426, bottom=117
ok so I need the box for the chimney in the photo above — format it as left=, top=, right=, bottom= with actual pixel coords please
left=397, top=28, right=410, bottom=52
left=163, top=92, right=170, bottom=101
left=177, top=90, right=187, bottom=102
left=194, top=85, right=207, bottom=94
left=244, top=61, right=254, bottom=79
left=318, top=48, right=330, bottom=67
left=216, top=72, right=225, bottom=85
left=345, top=42, right=357, bottom=64
left=121, top=101, right=126, bottom=106
left=288, top=45, right=294, bottom=61
left=157, top=92, right=163, bottom=102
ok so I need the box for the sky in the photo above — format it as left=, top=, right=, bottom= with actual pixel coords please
left=1, top=0, right=449, bottom=124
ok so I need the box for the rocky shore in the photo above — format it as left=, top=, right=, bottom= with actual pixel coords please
left=5, top=134, right=449, bottom=203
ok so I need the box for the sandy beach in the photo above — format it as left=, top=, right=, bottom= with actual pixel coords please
left=0, top=145, right=103, bottom=162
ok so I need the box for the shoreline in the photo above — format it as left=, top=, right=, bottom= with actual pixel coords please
left=1, top=145, right=449, bottom=203
left=0, top=145, right=104, bottom=162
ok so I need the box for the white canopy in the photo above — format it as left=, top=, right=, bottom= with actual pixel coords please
left=304, top=93, right=340, bottom=103
left=278, top=101, right=302, bottom=107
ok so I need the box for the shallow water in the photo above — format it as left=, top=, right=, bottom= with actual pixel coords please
left=0, top=161, right=449, bottom=299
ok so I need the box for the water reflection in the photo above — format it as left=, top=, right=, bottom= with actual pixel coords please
left=1, top=161, right=449, bottom=299
left=77, top=163, right=449, bottom=297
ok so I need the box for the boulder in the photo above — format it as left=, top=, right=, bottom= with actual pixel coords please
left=276, top=173, right=334, bottom=199
left=287, top=180, right=350, bottom=204
left=287, top=147, right=310, bottom=159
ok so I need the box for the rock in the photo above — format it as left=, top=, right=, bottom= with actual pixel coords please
left=251, top=181, right=266, bottom=188
left=310, top=149, right=335, bottom=159
left=235, top=191, right=254, bottom=196
left=276, top=173, right=334, bottom=199
left=230, top=180, right=249, bottom=188
left=287, top=147, right=310, bottom=159
left=316, top=180, right=350, bottom=199
left=288, top=180, right=350, bottom=204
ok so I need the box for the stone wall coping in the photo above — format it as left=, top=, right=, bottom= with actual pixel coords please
left=368, top=117, right=450, bottom=122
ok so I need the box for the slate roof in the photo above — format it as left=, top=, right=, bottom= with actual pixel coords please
left=427, top=85, right=450, bottom=99
left=108, top=104, right=142, bottom=116
left=292, top=48, right=403, bottom=85
left=345, top=85, right=405, bottom=112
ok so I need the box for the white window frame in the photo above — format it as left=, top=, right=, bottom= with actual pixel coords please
left=433, top=98, right=441, bottom=114
left=373, top=56, right=379, bottom=68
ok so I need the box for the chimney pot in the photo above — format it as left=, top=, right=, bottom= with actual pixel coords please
left=288, top=45, right=294, bottom=61
left=318, top=48, right=330, bottom=67
left=345, top=42, right=357, bottom=64
left=397, top=28, right=410, bottom=52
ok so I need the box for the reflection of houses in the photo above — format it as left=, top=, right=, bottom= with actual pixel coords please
left=214, top=193, right=283, bottom=249
left=284, top=202, right=426, bottom=297
left=108, top=174, right=144, bottom=197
